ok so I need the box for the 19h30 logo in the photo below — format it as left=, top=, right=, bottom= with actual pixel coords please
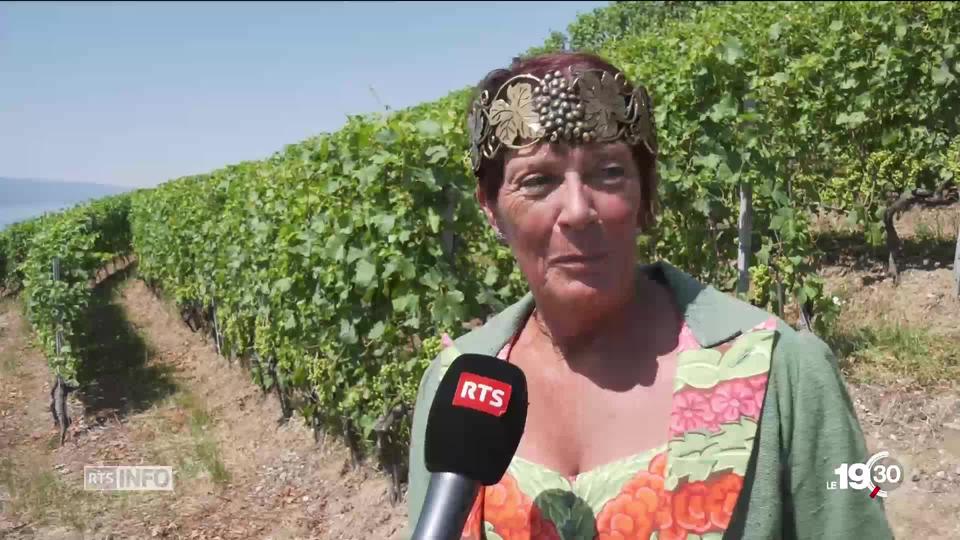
left=827, top=451, right=905, bottom=498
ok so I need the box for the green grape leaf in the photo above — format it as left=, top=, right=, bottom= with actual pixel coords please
left=768, top=22, right=782, bottom=41
left=425, top=145, right=449, bottom=163
left=274, top=278, right=293, bottom=293
left=709, top=94, right=738, bottom=122
left=339, top=319, right=358, bottom=345
left=367, top=321, right=386, bottom=340
left=720, top=36, right=745, bottom=65
left=427, top=209, right=441, bottom=233
left=354, top=259, right=376, bottom=287
left=415, top=120, right=442, bottom=137
left=932, top=63, right=955, bottom=85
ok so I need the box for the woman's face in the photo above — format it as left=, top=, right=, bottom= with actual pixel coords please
left=478, top=141, right=646, bottom=314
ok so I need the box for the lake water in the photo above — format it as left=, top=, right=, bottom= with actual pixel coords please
left=1, top=203, right=73, bottom=230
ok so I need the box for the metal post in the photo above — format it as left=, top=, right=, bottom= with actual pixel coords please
left=212, top=298, right=222, bottom=356
left=954, top=221, right=959, bottom=297
left=52, top=257, right=63, bottom=356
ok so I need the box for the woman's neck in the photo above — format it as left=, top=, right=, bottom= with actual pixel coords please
left=530, top=273, right=677, bottom=364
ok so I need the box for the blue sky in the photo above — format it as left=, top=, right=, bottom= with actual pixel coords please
left=1, top=1, right=609, bottom=188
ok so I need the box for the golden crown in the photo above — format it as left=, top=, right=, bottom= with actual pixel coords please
left=467, top=67, right=658, bottom=172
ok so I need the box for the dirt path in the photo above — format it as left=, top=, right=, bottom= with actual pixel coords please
left=843, top=267, right=960, bottom=540
left=0, top=273, right=407, bottom=540
left=856, top=383, right=960, bottom=540
left=818, top=203, right=960, bottom=539
left=0, top=294, right=85, bottom=539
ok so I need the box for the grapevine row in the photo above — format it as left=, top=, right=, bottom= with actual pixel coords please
left=1, top=195, right=133, bottom=443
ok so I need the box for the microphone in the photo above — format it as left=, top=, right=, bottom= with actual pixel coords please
left=411, top=353, right=528, bottom=540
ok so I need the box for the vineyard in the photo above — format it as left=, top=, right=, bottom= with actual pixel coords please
left=1, top=2, right=959, bottom=534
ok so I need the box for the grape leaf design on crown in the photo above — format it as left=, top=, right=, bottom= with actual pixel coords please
left=488, top=83, right=541, bottom=145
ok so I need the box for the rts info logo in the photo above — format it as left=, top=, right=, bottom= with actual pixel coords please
left=452, top=373, right=512, bottom=417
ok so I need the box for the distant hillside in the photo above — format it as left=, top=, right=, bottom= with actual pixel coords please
left=0, top=177, right=129, bottom=206
left=1, top=177, right=131, bottom=229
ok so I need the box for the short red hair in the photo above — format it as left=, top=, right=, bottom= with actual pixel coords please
left=470, top=52, right=658, bottom=229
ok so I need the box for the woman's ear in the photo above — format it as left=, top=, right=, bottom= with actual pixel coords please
left=475, top=185, right=501, bottom=235
left=636, top=203, right=657, bottom=232
left=635, top=165, right=657, bottom=231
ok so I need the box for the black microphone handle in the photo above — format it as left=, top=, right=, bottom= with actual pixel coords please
left=410, top=472, right=482, bottom=540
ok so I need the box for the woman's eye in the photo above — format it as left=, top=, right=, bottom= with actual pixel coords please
left=521, top=175, right=554, bottom=188
left=602, top=165, right=625, bottom=179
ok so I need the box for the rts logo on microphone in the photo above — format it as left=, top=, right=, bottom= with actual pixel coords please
left=452, top=373, right=512, bottom=417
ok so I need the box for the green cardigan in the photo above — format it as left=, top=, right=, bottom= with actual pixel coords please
left=405, top=262, right=894, bottom=539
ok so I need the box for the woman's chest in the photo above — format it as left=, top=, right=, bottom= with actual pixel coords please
left=513, top=353, right=678, bottom=478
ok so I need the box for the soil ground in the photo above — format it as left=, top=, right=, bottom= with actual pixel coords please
left=0, top=269, right=406, bottom=540
left=1, top=204, right=958, bottom=539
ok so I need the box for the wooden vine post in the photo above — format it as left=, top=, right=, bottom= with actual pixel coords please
left=736, top=98, right=757, bottom=299
left=50, top=256, right=72, bottom=446
left=736, top=182, right=753, bottom=298
left=954, top=220, right=959, bottom=297
left=441, top=185, right=457, bottom=264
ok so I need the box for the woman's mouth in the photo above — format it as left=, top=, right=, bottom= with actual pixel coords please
left=551, top=253, right=608, bottom=265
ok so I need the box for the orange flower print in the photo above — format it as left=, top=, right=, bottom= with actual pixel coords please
left=596, top=487, right=664, bottom=540
left=596, top=497, right=657, bottom=539
left=485, top=474, right=526, bottom=535
left=659, top=473, right=746, bottom=539
left=461, top=492, right=484, bottom=539
left=648, top=452, right=667, bottom=477
left=658, top=522, right=688, bottom=540
left=705, top=472, right=743, bottom=529
left=671, top=480, right=713, bottom=534
left=596, top=452, right=672, bottom=539
left=484, top=473, right=560, bottom=540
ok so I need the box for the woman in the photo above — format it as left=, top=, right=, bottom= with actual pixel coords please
left=406, top=52, right=893, bottom=540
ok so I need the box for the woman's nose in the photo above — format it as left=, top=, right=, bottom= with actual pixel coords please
left=556, top=175, right=598, bottom=230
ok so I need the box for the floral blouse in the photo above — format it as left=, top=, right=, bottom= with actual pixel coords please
left=449, top=316, right=779, bottom=540
left=408, top=261, right=894, bottom=540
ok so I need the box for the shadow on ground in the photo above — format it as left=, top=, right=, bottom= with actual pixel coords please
left=77, top=264, right=178, bottom=419
left=815, top=230, right=956, bottom=273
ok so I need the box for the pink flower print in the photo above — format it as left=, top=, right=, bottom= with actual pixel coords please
left=745, top=374, right=768, bottom=391
left=496, top=340, right=513, bottom=360
left=710, top=380, right=759, bottom=423
left=745, top=374, right=769, bottom=411
left=751, top=316, right=779, bottom=332
left=672, top=391, right=718, bottom=435
left=675, top=322, right=701, bottom=353
left=441, top=332, right=455, bottom=348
